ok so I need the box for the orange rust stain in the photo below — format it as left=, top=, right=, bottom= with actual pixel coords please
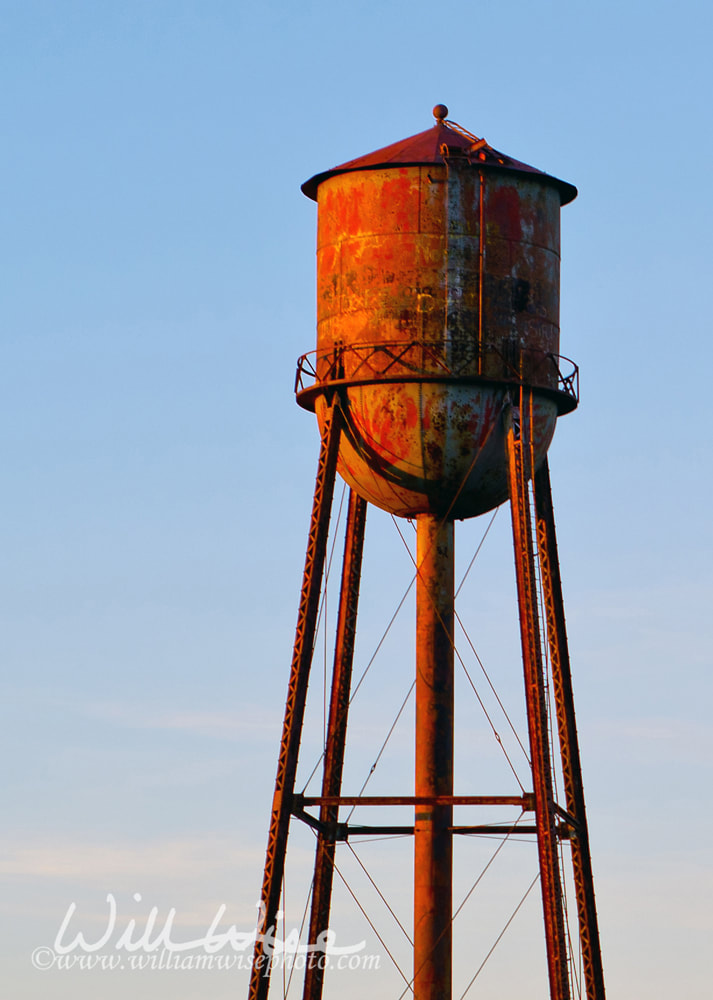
left=488, top=184, right=522, bottom=242
left=403, top=394, right=418, bottom=431
left=351, top=388, right=420, bottom=464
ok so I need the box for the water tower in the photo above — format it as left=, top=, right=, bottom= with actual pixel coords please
left=249, top=106, right=605, bottom=1000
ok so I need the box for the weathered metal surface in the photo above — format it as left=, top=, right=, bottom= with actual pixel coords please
left=295, top=341, right=579, bottom=411
left=301, top=119, right=577, bottom=205
left=296, top=794, right=532, bottom=807
left=506, top=399, right=570, bottom=1000
left=249, top=402, right=342, bottom=1000
left=303, top=490, right=367, bottom=1000
left=315, top=381, right=555, bottom=518
left=534, top=460, right=606, bottom=1000
left=302, top=129, right=575, bottom=518
left=313, top=163, right=563, bottom=363
left=414, top=515, right=454, bottom=1000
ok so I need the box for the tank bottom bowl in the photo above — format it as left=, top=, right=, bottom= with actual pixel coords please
left=315, top=382, right=557, bottom=519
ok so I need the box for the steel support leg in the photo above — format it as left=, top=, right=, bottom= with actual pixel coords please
left=414, top=514, right=454, bottom=1000
left=249, top=401, right=342, bottom=1000
left=505, top=403, right=570, bottom=1000
left=302, top=489, right=368, bottom=1000
left=534, top=459, right=606, bottom=1000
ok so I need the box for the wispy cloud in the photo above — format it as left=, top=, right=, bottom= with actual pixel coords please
left=0, top=836, right=263, bottom=881
left=62, top=699, right=284, bottom=742
left=589, top=716, right=712, bottom=764
left=1, top=835, right=314, bottom=929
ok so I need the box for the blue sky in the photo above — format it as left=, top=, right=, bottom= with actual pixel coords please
left=2, top=1, right=712, bottom=998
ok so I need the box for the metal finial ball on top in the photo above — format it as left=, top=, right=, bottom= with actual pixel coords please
left=432, top=103, right=449, bottom=122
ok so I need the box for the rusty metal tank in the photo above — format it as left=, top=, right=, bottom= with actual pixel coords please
left=297, top=106, right=578, bottom=519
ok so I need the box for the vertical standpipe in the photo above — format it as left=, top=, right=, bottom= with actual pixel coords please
left=414, top=515, right=454, bottom=1000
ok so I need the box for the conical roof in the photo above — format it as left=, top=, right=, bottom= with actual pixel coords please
left=301, top=108, right=577, bottom=205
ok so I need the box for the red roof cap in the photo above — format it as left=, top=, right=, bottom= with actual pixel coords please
left=301, top=115, right=577, bottom=205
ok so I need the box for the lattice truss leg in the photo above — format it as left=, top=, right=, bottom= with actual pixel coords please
left=506, top=389, right=605, bottom=1000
